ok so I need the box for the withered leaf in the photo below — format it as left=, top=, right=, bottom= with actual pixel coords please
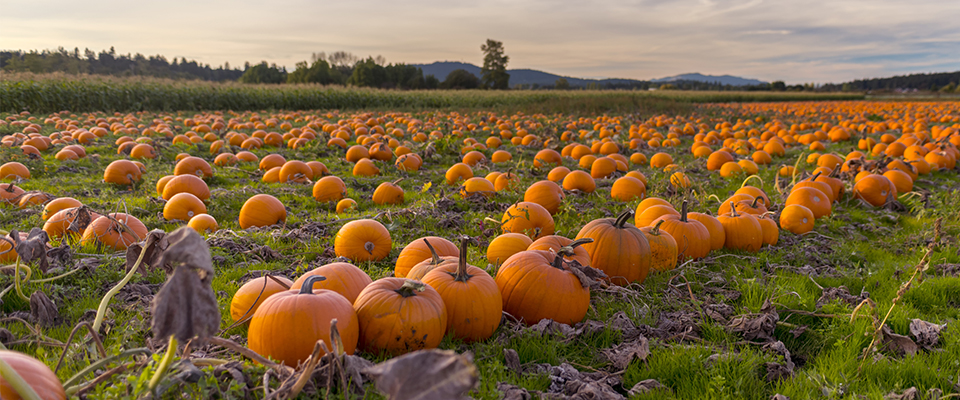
left=602, top=335, right=650, bottom=370
left=364, top=349, right=478, bottom=400
left=29, top=290, right=59, bottom=327
left=762, top=341, right=795, bottom=381
left=151, top=227, right=220, bottom=344
left=125, top=230, right=168, bottom=273
left=10, top=228, right=50, bottom=273
left=628, top=379, right=668, bottom=396
left=884, top=387, right=920, bottom=400
left=503, top=348, right=522, bottom=375
left=728, top=300, right=779, bottom=342
left=0, top=328, right=15, bottom=344
left=46, top=244, right=73, bottom=269
left=908, top=319, right=946, bottom=350
left=880, top=325, right=918, bottom=357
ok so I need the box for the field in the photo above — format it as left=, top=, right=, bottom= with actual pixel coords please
left=1, top=94, right=959, bottom=400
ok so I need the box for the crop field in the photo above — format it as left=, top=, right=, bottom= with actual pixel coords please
left=0, top=97, right=959, bottom=399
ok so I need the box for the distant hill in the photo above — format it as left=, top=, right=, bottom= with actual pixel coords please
left=652, top=73, right=766, bottom=86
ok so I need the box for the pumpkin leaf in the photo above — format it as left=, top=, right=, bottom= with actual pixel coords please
left=29, top=290, right=59, bottom=328
left=602, top=334, right=649, bottom=370
left=125, top=229, right=168, bottom=274
left=628, top=379, right=670, bottom=396
left=908, top=319, right=946, bottom=350
left=150, top=227, right=220, bottom=344
left=762, top=341, right=796, bottom=382
left=365, top=349, right=478, bottom=400
left=880, top=325, right=918, bottom=357
left=10, top=227, right=50, bottom=273
left=728, top=299, right=779, bottom=342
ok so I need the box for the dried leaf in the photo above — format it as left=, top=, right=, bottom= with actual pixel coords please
left=908, top=319, right=946, bottom=350
left=29, top=290, right=59, bottom=327
left=762, top=341, right=795, bottom=381
left=125, top=230, right=168, bottom=273
left=46, top=244, right=73, bottom=269
left=151, top=227, right=220, bottom=344
left=628, top=379, right=668, bottom=396
left=885, top=387, right=920, bottom=400
left=503, top=349, right=522, bottom=375
left=365, top=349, right=478, bottom=400
left=728, top=300, right=779, bottom=342
left=565, top=262, right=608, bottom=290
left=770, top=395, right=791, bottom=400
left=816, top=286, right=869, bottom=309
left=705, top=303, right=735, bottom=324
left=0, top=328, right=15, bottom=344
left=880, top=325, right=918, bottom=357
left=602, top=335, right=649, bottom=370
left=10, top=228, right=50, bottom=273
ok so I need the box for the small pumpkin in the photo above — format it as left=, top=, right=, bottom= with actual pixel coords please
left=230, top=276, right=294, bottom=322
left=496, top=239, right=593, bottom=325
left=717, top=202, right=763, bottom=252
left=336, top=198, right=357, bottom=214
left=372, top=179, right=405, bottom=205
left=292, top=262, right=373, bottom=303
left=278, top=160, right=313, bottom=184
left=41, top=197, right=83, bottom=221
left=313, top=176, right=347, bottom=203
left=259, top=154, right=286, bottom=171
left=758, top=214, right=779, bottom=246
left=353, top=278, right=448, bottom=355
left=445, top=163, right=473, bottom=185
left=640, top=220, right=678, bottom=272
left=248, top=275, right=360, bottom=366
left=460, top=177, right=495, bottom=199
left=163, top=192, right=207, bottom=221
left=1, top=183, right=25, bottom=205
left=501, top=202, right=555, bottom=239
left=239, top=194, right=286, bottom=229
left=779, top=204, right=815, bottom=234
left=334, top=219, right=392, bottom=262
left=422, top=237, right=502, bottom=342
left=486, top=233, right=532, bottom=266
left=561, top=170, right=596, bottom=193
left=528, top=235, right=591, bottom=267
left=187, top=213, right=218, bottom=234
left=652, top=201, right=711, bottom=260
left=80, top=213, right=148, bottom=251
left=161, top=174, right=210, bottom=201
left=610, top=176, right=646, bottom=202
left=103, top=160, right=141, bottom=186
left=395, top=236, right=458, bottom=278
left=523, top=180, right=564, bottom=215
left=173, top=156, right=213, bottom=178
left=853, top=174, right=897, bottom=207
left=687, top=212, right=725, bottom=251
left=785, top=187, right=832, bottom=219
left=0, top=162, right=30, bottom=181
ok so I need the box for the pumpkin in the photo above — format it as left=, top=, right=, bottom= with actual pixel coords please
left=501, top=202, right=554, bottom=239
left=590, top=157, right=617, bottom=178
left=460, top=177, right=495, bottom=199
left=336, top=198, right=357, bottom=214
left=494, top=173, right=519, bottom=192
left=43, top=206, right=101, bottom=239
left=230, top=276, right=294, bottom=322
left=734, top=186, right=771, bottom=207
left=528, top=235, right=591, bottom=267
left=486, top=233, right=532, bottom=265
left=163, top=192, right=207, bottom=221
left=313, top=176, right=347, bottom=203
left=706, top=150, right=735, bottom=171
left=292, top=262, right=373, bottom=303
left=395, top=153, right=422, bottom=172
left=262, top=166, right=282, bottom=183
left=636, top=197, right=672, bottom=216
left=653, top=201, right=711, bottom=260
left=187, top=213, right=218, bottom=233
left=239, top=194, right=286, bottom=229
left=854, top=174, right=897, bottom=207
left=641, top=220, right=678, bottom=272
left=306, top=161, right=329, bottom=178
left=353, top=278, right=448, bottom=355
left=0, top=162, right=30, bottom=181
left=80, top=213, right=148, bottom=251
left=406, top=239, right=460, bottom=281
left=547, top=166, right=570, bottom=182
left=103, top=159, right=141, bottom=186
left=130, top=143, right=156, bottom=159
left=636, top=204, right=680, bottom=227
left=496, top=240, right=593, bottom=325
left=523, top=180, right=564, bottom=215
left=345, top=145, right=370, bottom=163
left=161, top=174, right=210, bottom=201
left=687, top=212, right=725, bottom=251
left=669, top=172, right=692, bottom=188
left=561, top=170, right=596, bottom=193
left=576, top=211, right=652, bottom=285
left=17, top=192, right=51, bottom=210
left=1, top=183, right=25, bottom=205
left=236, top=151, right=259, bottom=163
left=0, top=350, right=66, bottom=400
left=41, top=197, right=82, bottom=220
left=259, top=154, right=286, bottom=171
left=758, top=215, right=779, bottom=246
left=785, top=187, right=831, bottom=219
left=717, top=202, right=763, bottom=252
left=352, top=158, right=380, bottom=177
left=372, top=180, right=404, bottom=205
left=882, top=169, right=913, bottom=195
left=248, top=276, right=360, bottom=366
left=335, top=219, right=392, bottom=262
left=279, top=160, right=313, bottom=183
left=395, top=236, right=458, bottom=278
left=422, top=237, right=502, bottom=342
left=174, top=156, right=213, bottom=178
left=445, top=163, right=473, bottom=185
left=793, top=172, right=835, bottom=202
left=533, top=149, right=562, bottom=168
left=610, top=176, right=646, bottom=202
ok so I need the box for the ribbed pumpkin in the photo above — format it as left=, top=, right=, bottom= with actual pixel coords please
left=779, top=204, right=815, bottom=234
left=422, top=237, right=502, bottom=342
left=641, top=220, right=678, bottom=272
left=372, top=180, right=404, bottom=205
left=395, top=236, right=458, bottom=278
left=758, top=215, right=779, bottom=246
left=528, top=235, right=590, bottom=267
left=687, top=212, right=724, bottom=251
left=486, top=233, right=532, bottom=265
left=239, top=194, right=286, bottom=229
left=173, top=156, right=213, bottom=178
left=561, top=170, right=596, bottom=193
left=501, top=202, right=554, bottom=239
left=41, top=197, right=82, bottom=220
left=248, top=276, right=360, bottom=366
left=291, top=262, right=373, bottom=304
left=334, top=219, right=392, bottom=262
left=163, top=192, right=207, bottom=221
left=43, top=206, right=101, bottom=239
left=496, top=240, right=592, bottom=325
left=404, top=239, right=460, bottom=280
left=230, top=276, right=294, bottom=322
left=636, top=204, right=679, bottom=227
left=610, top=176, right=646, bottom=202
left=854, top=174, right=897, bottom=207
left=717, top=203, right=763, bottom=252
left=103, top=160, right=141, bottom=186
left=313, top=176, right=347, bottom=203
left=353, top=278, right=448, bottom=355
left=786, top=187, right=832, bottom=219
left=0, top=350, right=66, bottom=400
left=575, top=211, right=652, bottom=286
left=653, top=201, right=711, bottom=260
left=161, top=174, right=210, bottom=201
left=80, top=213, right=148, bottom=251
left=523, top=180, right=564, bottom=214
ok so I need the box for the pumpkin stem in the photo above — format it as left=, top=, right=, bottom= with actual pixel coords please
left=651, top=219, right=665, bottom=235
left=809, top=171, right=822, bottom=182
left=392, top=178, right=404, bottom=185
left=2, top=184, right=14, bottom=194
left=614, top=210, right=633, bottom=229
left=422, top=238, right=442, bottom=265
left=740, top=174, right=764, bottom=189
left=299, top=275, right=326, bottom=294
left=453, top=236, right=472, bottom=282
left=330, top=319, right=344, bottom=356
left=364, top=241, right=375, bottom=255
left=395, top=279, right=426, bottom=298
left=829, top=164, right=840, bottom=178
left=680, top=200, right=689, bottom=222
left=729, top=201, right=740, bottom=217
left=751, top=196, right=764, bottom=209
left=553, top=238, right=593, bottom=269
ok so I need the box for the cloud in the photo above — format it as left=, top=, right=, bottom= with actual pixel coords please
left=0, top=0, right=958, bottom=84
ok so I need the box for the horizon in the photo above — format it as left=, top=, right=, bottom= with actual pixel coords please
left=2, top=0, right=959, bottom=85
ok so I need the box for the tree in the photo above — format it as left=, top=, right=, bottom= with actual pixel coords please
left=287, top=59, right=334, bottom=84
left=424, top=74, right=440, bottom=89
left=771, top=81, right=786, bottom=91
left=555, top=78, right=570, bottom=90
left=442, top=69, right=480, bottom=89
left=480, top=39, right=509, bottom=89
left=347, top=57, right=386, bottom=87
left=239, top=61, right=286, bottom=84
left=938, top=82, right=956, bottom=93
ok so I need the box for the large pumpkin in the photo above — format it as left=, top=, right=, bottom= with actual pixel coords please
left=496, top=240, right=592, bottom=325
left=239, top=194, right=286, bottom=229
left=353, top=278, right=448, bottom=355
left=575, top=211, right=652, bottom=286
left=80, top=213, right=148, bottom=251
left=421, top=237, right=502, bottom=342
left=523, top=180, right=565, bottom=215
left=717, top=203, right=763, bottom=252
left=248, top=276, right=360, bottom=367
left=854, top=174, right=897, bottom=207
left=394, top=236, right=458, bottom=278
left=0, top=350, right=66, bottom=400
left=334, top=219, right=392, bottom=262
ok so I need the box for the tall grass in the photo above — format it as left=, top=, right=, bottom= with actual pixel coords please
left=0, top=72, right=865, bottom=114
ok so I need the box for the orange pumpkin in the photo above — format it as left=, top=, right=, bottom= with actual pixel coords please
left=238, top=194, right=286, bottom=229
left=395, top=236, right=458, bottom=278
left=187, top=213, right=218, bottom=233
left=653, top=201, right=711, bottom=260
left=496, top=241, right=592, bottom=325
left=230, top=276, right=294, bottom=322
left=80, top=213, right=148, bottom=251
left=174, top=156, right=213, bottom=178
left=0, top=350, right=66, bottom=400
left=641, top=220, right=678, bottom=272
left=486, top=233, right=532, bottom=266
left=313, top=176, right=347, bottom=203
left=422, top=237, right=502, bottom=342
left=523, top=180, right=564, bottom=215
left=717, top=203, right=763, bottom=252
left=161, top=174, right=210, bottom=201
left=163, top=192, right=206, bottom=221
left=334, top=219, right=392, bottom=262
left=576, top=211, right=652, bottom=285
left=854, top=174, right=897, bottom=207
left=501, top=202, right=554, bottom=239
left=353, top=278, right=447, bottom=355
left=610, top=176, right=646, bottom=202
left=372, top=180, right=405, bottom=205
left=103, top=160, right=141, bottom=186
left=291, top=262, right=373, bottom=304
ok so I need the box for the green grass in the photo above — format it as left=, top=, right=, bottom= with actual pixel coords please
left=0, top=103, right=958, bottom=399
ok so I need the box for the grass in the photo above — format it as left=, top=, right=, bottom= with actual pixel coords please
left=0, top=102, right=958, bottom=399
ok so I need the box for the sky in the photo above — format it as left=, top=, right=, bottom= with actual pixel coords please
left=2, top=0, right=959, bottom=84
